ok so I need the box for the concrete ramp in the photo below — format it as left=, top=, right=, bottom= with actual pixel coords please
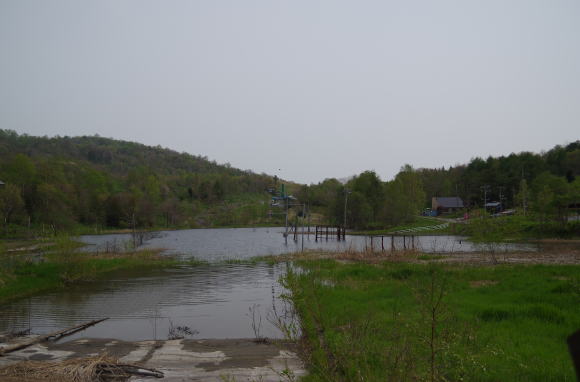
left=0, top=337, right=307, bottom=382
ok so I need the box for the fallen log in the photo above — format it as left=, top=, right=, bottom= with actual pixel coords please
left=0, top=318, right=109, bottom=356
left=100, top=364, right=164, bottom=378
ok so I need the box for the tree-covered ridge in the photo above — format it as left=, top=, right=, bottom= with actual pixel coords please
left=0, top=130, right=279, bottom=233
left=417, top=140, right=580, bottom=208
left=297, top=141, right=580, bottom=231
left=0, top=129, right=246, bottom=177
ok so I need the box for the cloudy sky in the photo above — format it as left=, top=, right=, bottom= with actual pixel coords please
left=1, top=1, right=579, bottom=184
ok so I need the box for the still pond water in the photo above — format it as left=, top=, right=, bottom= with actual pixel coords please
left=0, top=228, right=535, bottom=341
left=78, top=227, right=532, bottom=259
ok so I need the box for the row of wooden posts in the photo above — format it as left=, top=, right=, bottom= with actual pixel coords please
left=312, top=225, right=416, bottom=252
left=365, top=234, right=416, bottom=252
left=314, top=225, right=346, bottom=241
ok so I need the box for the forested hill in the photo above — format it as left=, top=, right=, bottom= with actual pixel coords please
left=0, top=130, right=280, bottom=233
left=0, top=130, right=245, bottom=177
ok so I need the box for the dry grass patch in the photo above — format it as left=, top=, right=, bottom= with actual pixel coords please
left=469, top=280, right=498, bottom=288
left=0, top=354, right=162, bottom=382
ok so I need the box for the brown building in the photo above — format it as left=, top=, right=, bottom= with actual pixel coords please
left=432, top=196, right=464, bottom=215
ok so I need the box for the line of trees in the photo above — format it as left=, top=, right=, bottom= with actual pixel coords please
left=297, top=166, right=426, bottom=229
left=1, top=129, right=577, bottom=233
left=296, top=141, right=580, bottom=230
left=416, top=141, right=580, bottom=210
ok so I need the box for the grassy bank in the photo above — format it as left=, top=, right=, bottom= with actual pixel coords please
left=286, top=259, right=579, bottom=381
left=351, top=216, right=450, bottom=236
left=0, top=238, right=179, bottom=305
left=454, top=215, right=580, bottom=242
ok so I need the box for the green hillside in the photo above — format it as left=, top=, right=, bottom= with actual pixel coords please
left=0, top=130, right=282, bottom=235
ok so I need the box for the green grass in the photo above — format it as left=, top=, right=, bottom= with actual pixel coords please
left=0, top=243, right=180, bottom=304
left=351, top=216, right=448, bottom=236
left=417, top=254, right=447, bottom=261
left=455, top=214, right=580, bottom=242
left=286, top=260, right=579, bottom=381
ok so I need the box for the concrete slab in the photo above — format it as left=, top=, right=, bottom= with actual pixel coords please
left=0, top=338, right=307, bottom=381
left=136, top=339, right=306, bottom=382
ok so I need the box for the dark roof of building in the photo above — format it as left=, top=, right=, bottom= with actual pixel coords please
left=434, top=196, right=464, bottom=208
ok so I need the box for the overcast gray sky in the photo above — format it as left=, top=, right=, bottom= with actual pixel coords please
left=1, top=1, right=579, bottom=184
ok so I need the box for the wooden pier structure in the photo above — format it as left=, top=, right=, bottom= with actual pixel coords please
left=365, top=234, right=417, bottom=252
left=315, top=225, right=346, bottom=241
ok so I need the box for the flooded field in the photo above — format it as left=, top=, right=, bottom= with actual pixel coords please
left=79, top=227, right=537, bottom=260
left=0, top=228, right=538, bottom=341
left=0, top=263, right=290, bottom=341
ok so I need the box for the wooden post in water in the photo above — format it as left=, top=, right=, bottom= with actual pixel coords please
left=403, top=235, right=407, bottom=250
left=381, top=236, right=384, bottom=252
left=391, top=235, right=395, bottom=253
left=307, top=204, right=311, bottom=234
left=301, top=204, right=305, bottom=252
left=326, top=226, right=329, bottom=240
left=412, top=235, right=415, bottom=250
left=294, top=216, right=298, bottom=242
left=370, top=236, right=374, bottom=252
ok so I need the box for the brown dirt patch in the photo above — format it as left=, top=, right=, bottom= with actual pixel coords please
left=469, top=280, right=498, bottom=288
left=552, top=276, right=572, bottom=281
left=276, top=247, right=580, bottom=266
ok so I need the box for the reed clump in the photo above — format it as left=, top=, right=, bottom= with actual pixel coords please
left=0, top=236, right=176, bottom=304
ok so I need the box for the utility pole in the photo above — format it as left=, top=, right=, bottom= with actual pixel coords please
left=480, top=185, right=490, bottom=216
left=498, top=186, right=505, bottom=211
left=284, top=197, right=289, bottom=245
left=281, top=183, right=288, bottom=245
left=343, top=189, right=351, bottom=229
left=521, top=169, right=528, bottom=216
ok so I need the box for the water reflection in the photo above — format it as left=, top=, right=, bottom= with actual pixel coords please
left=80, top=227, right=536, bottom=261
left=0, top=263, right=290, bottom=341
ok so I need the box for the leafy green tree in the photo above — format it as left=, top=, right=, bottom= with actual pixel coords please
left=105, top=194, right=124, bottom=227
left=0, top=184, right=24, bottom=227
left=531, top=172, right=568, bottom=224
left=515, top=179, right=529, bottom=216
left=384, top=165, right=425, bottom=225
left=345, top=191, right=372, bottom=229
left=213, top=180, right=225, bottom=201
left=34, top=183, right=74, bottom=229
left=564, top=149, right=580, bottom=182
left=349, top=171, right=384, bottom=222
left=1, top=154, right=36, bottom=187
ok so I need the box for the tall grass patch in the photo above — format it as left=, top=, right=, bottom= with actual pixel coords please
left=0, top=238, right=179, bottom=304
left=287, top=260, right=579, bottom=381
